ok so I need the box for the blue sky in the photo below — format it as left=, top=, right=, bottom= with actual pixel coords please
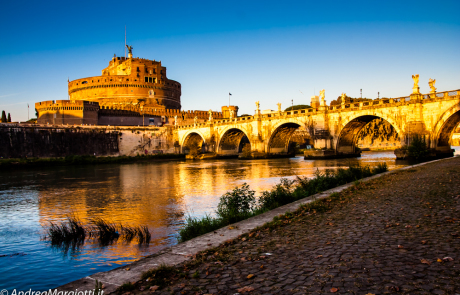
left=1, top=0, right=459, bottom=121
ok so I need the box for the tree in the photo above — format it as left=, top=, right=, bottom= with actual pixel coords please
left=284, top=104, right=312, bottom=112
left=1, top=110, right=6, bottom=122
left=7, top=113, right=11, bottom=122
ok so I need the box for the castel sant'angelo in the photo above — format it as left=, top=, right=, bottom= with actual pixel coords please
left=35, top=46, right=234, bottom=126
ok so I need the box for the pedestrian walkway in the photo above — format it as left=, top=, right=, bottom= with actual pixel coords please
left=130, top=157, right=460, bottom=295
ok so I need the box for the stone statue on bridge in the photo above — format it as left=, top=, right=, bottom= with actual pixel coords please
left=341, top=93, right=346, bottom=105
left=429, top=78, right=437, bottom=93
left=320, top=89, right=326, bottom=106
left=174, top=115, right=177, bottom=126
left=277, top=103, right=282, bottom=112
left=229, top=109, right=234, bottom=120
left=194, top=116, right=198, bottom=127
left=412, top=74, right=420, bottom=94
left=208, top=110, right=213, bottom=121
left=255, top=101, right=260, bottom=111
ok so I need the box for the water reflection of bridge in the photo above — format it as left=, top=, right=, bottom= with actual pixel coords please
left=177, top=89, right=460, bottom=158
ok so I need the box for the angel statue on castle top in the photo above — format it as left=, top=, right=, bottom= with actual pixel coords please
left=126, top=45, right=133, bottom=55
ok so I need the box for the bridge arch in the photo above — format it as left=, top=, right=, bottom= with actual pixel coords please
left=216, top=127, right=251, bottom=155
left=433, top=103, right=460, bottom=150
left=336, top=114, right=401, bottom=154
left=181, top=131, right=206, bottom=154
left=267, top=121, right=303, bottom=154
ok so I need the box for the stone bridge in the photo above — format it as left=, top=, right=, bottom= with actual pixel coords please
left=175, top=88, right=460, bottom=158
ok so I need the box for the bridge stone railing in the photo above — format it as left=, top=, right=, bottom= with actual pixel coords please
left=177, top=90, right=459, bottom=130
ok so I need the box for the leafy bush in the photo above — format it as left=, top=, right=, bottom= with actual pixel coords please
left=284, top=104, right=312, bottom=111
left=178, top=214, right=226, bottom=242
left=408, top=134, right=428, bottom=159
left=259, top=178, right=296, bottom=210
left=216, top=183, right=256, bottom=223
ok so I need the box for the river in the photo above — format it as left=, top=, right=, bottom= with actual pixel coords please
left=0, top=150, right=457, bottom=290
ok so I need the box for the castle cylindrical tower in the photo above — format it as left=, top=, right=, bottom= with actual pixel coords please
left=68, top=55, right=181, bottom=110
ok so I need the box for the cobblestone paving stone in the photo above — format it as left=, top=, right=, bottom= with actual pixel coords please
left=129, top=158, right=460, bottom=295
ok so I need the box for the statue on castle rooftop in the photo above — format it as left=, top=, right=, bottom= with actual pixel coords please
left=126, top=45, right=133, bottom=55
left=126, top=45, right=133, bottom=58
left=429, top=78, right=437, bottom=93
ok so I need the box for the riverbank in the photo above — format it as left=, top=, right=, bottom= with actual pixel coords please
left=58, top=156, right=460, bottom=294
left=0, top=153, right=185, bottom=169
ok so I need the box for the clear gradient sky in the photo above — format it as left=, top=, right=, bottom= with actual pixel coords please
left=1, top=0, right=459, bottom=121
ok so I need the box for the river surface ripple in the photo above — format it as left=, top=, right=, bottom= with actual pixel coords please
left=0, top=150, right=457, bottom=290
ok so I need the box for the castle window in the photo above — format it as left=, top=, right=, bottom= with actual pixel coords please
left=82, top=81, right=88, bottom=84
left=137, top=67, right=140, bottom=72
left=144, top=77, right=148, bottom=83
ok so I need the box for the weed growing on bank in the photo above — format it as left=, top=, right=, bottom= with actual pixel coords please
left=178, top=163, right=388, bottom=242
left=45, top=216, right=152, bottom=250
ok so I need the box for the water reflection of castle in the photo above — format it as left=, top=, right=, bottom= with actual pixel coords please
left=35, top=47, right=230, bottom=126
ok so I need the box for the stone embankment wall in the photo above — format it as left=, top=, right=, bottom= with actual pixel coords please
left=0, top=124, right=176, bottom=158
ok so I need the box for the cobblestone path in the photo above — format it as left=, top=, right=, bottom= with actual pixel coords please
left=131, top=158, right=460, bottom=295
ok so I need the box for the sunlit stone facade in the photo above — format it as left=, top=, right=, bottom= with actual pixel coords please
left=68, top=56, right=181, bottom=110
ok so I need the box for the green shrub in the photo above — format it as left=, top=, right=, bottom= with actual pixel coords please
left=408, top=134, right=428, bottom=159
left=258, top=178, right=296, bottom=210
left=178, top=214, right=226, bottom=242
left=216, top=183, right=256, bottom=223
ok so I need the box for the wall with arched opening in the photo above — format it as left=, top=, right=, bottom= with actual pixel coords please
left=434, top=105, right=460, bottom=150
left=336, top=115, right=400, bottom=154
left=181, top=132, right=206, bottom=154
left=268, top=122, right=302, bottom=154
left=217, top=128, right=251, bottom=155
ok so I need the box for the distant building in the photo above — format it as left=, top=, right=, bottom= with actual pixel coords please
left=36, top=49, right=223, bottom=126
